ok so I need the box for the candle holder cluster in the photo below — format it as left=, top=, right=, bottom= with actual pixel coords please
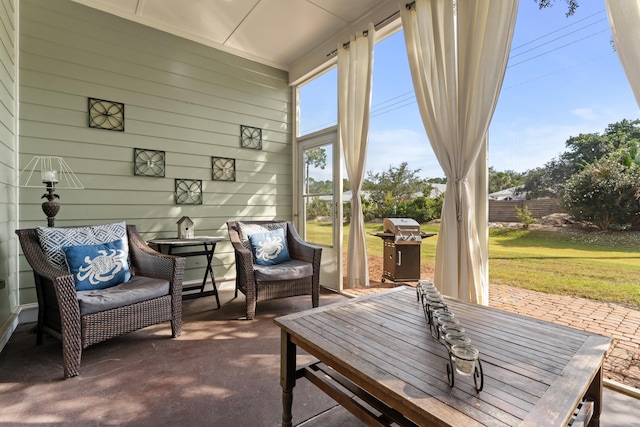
left=416, top=280, right=483, bottom=392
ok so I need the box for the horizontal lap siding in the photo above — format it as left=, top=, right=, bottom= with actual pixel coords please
left=0, top=0, right=15, bottom=313
left=18, top=0, right=292, bottom=294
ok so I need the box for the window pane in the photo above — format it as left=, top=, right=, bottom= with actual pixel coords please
left=299, top=67, right=337, bottom=136
left=303, top=144, right=333, bottom=246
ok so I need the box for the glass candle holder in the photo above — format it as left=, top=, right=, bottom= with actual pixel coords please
left=424, top=292, right=442, bottom=303
left=435, top=312, right=457, bottom=326
left=441, top=325, right=466, bottom=339
left=431, top=308, right=450, bottom=320
left=416, top=281, right=436, bottom=301
left=435, top=316, right=458, bottom=341
left=418, top=280, right=435, bottom=292
left=425, top=301, right=447, bottom=325
left=451, top=345, right=479, bottom=376
left=444, top=334, right=471, bottom=349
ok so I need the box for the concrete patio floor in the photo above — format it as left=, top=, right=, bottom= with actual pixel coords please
left=0, top=285, right=638, bottom=426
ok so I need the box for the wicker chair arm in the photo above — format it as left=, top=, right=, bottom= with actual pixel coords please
left=15, top=229, right=76, bottom=285
left=126, top=225, right=185, bottom=297
left=286, top=221, right=322, bottom=264
left=228, top=229, right=256, bottom=280
left=14, top=229, right=81, bottom=332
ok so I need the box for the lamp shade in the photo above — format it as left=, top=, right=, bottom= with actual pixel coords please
left=17, top=156, right=84, bottom=189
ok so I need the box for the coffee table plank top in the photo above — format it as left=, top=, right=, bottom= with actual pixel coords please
left=275, top=287, right=611, bottom=427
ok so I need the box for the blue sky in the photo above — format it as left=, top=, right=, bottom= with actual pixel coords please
left=299, top=0, right=639, bottom=180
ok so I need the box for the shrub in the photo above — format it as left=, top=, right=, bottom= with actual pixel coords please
left=394, top=196, right=443, bottom=223
left=306, top=198, right=331, bottom=219
left=515, top=206, right=537, bottom=228
left=562, top=157, right=640, bottom=231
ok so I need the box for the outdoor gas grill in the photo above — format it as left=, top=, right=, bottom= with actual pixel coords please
left=371, top=218, right=436, bottom=283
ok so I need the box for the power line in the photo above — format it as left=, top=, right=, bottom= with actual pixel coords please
left=507, top=28, right=610, bottom=68
left=300, top=9, right=613, bottom=133
left=503, top=52, right=614, bottom=90
left=371, top=93, right=415, bottom=114
left=510, top=9, right=605, bottom=51
left=509, top=18, right=608, bottom=59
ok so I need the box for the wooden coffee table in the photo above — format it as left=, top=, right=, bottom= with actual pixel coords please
left=275, top=287, right=611, bottom=426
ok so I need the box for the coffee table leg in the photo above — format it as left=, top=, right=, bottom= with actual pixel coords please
left=586, top=366, right=603, bottom=427
left=281, top=330, right=296, bottom=427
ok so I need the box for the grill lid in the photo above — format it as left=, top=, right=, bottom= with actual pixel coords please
left=383, top=218, right=422, bottom=243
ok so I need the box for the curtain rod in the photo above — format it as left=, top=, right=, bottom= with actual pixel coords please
left=326, top=2, right=415, bottom=58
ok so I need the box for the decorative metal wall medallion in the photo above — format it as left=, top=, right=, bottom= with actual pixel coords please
left=240, top=125, right=262, bottom=150
left=134, top=148, right=165, bottom=177
left=212, top=157, right=236, bottom=181
left=88, top=97, right=124, bottom=131
left=175, top=179, right=202, bottom=205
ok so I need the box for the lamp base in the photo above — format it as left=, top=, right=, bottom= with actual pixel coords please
left=42, top=200, right=60, bottom=227
left=41, top=182, right=60, bottom=228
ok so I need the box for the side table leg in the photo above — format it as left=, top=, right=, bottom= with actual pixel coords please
left=281, top=330, right=296, bottom=427
left=204, top=243, right=221, bottom=309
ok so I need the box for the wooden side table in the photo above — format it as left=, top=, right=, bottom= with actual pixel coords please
left=149, top=236, right=224, bottom=309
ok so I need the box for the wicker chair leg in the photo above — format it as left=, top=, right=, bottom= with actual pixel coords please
left=245, top=300, right=256, bottom=320
left=171, top=318, right=182, bottom=337
left=62, top=343, right=82, bottom=378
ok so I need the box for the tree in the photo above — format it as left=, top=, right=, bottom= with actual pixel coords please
left=603, top=119, right=640, bottom=149
left=427, top=177, right=447, bottom=184
left=519, top=158, right=571, bottom=199
left=363, top=162, right=429, bottom=205
left=304, top=148, right=326, bottom=194
left=306, top=178, right=332, bottom=195
left=559, top=119, right=640, bottom=175
left=561, top=133, right=612, bottom=174
left=488, top=167, right=524, bottom=194
left=520, top=119, right=640, bottom=200
left=535, top=0, right=579, bottom=16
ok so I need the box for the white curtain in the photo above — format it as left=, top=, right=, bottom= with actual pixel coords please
left=338, top=23, right=375, bottom=288
left=400, top=0, right=518, bottom=304
left=606, top=0, right=640, bottom=106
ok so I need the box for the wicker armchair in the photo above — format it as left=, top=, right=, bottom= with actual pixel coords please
left=15, top=224, right=185, bottom=378
left=227, top=221, right=321, bottom=320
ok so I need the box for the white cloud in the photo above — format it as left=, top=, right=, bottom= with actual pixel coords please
left=570, top=108, right=598, bottom=121
left=366, top=128, right=444, bottom=178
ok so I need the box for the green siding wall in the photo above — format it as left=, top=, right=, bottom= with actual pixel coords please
left=17, top=0, right=293, bottom=301
left=0, top=0, right=16, bottom=325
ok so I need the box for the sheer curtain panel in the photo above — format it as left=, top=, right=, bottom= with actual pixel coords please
left=606, top=0, right=640, bottom=106
left=338, top=23, right=375, bottom=288
left=400, top=0, right=518, bottom=304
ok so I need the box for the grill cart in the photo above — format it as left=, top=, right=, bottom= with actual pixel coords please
left=371, top=218, right=436, bottom=283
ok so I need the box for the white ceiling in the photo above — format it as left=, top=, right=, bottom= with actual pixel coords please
left=71, top=0, right=401, bottom=81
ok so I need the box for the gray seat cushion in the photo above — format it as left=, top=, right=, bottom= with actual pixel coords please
left=253, top=259, right=313, bottom=282
left=77, top=275, right=170, bottom=315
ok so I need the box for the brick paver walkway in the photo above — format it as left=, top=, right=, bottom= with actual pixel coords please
left=345, top=282, right=640, bottom=390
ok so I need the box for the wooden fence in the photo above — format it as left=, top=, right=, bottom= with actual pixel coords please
left=488, top=199, right=565, bottom=222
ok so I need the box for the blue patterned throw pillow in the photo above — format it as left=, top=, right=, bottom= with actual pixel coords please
left=63, top=240, right=132, bottom=291
left=37, top=222, right=128, bottom=272
left=248, top=228, right=291, bottom=266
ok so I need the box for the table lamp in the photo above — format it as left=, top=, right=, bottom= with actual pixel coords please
left=17, top=156, right=84, bottom=227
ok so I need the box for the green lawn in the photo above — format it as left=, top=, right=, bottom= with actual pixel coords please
left=306, top=221, right=640, bottom=308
